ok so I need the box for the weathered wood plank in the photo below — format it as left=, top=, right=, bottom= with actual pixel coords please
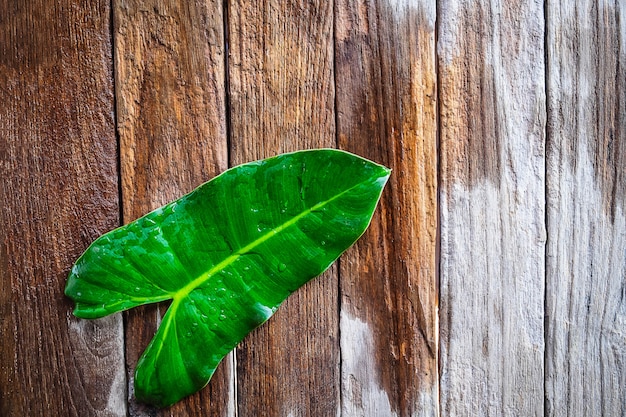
left=0, top=1, right=125, bottom=415
left=113, top=0, right=229, bottom=415
left=334, top=1, right=438, bottom=415
left=438, top=1, right=546, bottom=415
left=546, top=2, right=626, bottom=416
left=226, top=1, right=339, bottom=415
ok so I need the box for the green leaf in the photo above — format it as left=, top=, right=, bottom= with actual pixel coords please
left=65, top=149, right=390, bottom=407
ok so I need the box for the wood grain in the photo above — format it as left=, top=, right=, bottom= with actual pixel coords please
left=546, top=2, right=626, bottom=416
left=3, top=2, right=626, bottom=415
left=438, top=1, right=546, bottom=416
left=226, top=1, right=339, bottom=415
left=0, top=0, right=125, bottom=415
left=334, top=0, right=438, bottom=415
left=113, top=0, right=229, bottom=415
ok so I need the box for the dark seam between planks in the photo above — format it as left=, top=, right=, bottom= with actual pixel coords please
left=543, top=1, right=550, bottom=416
left=331, top=1, right=345, bottom=415
left=111, top=0, right=124, bottom=230
left=108, top=0, right=130, bottom=414
left=222, top=1, right=238, bottom=415
left=224, top=0, right=233, bottom=172
left=434, top=0, right=442, bottom=414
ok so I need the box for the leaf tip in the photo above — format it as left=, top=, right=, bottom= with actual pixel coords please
left=375, top=164, right=392, bottom=189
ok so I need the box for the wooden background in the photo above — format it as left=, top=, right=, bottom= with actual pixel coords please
left=0, top=1, right=624, bottom=416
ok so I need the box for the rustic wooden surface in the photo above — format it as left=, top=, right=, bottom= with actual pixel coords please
left=113, top=1, right=229, bottom=416
left=1, top=0, right=625, bottom=416
left=227, top=1, right=339, bottom=416
left=335, top=0, right=438, bottom=415
left=438, top=1, right=546, bottom=415
left=0, top=0, right=125, bottom=415
left=545, top=2, right=626, bottom=416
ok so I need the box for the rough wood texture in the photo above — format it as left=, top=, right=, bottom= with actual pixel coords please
left=4, top=1, right=626, bottom=415
left=113, top=0, right=229, bottom=415
left=227, top=1, right=339, bottom=415
left=0, top=1, right=125, bottom=415
left=438, top=1, right=546, bottom=416
left=334, top=0, right=438, bottom=415
left=546, top=2, right=626, bottom=416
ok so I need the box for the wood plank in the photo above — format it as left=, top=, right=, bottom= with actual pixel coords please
left=334, top=1, right=438, bottom=415
left=113, top=0, right=229, bottom=415
left=545, top=2, right=626, bottom=416
left=226, top=1, right=339, bottom=415
left=438, top=1, right=546, bottom=415
left=0, top=1, right=125, bottom=415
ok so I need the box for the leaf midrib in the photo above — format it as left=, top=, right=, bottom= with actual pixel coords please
left=146, top=177, right=374, bottom=367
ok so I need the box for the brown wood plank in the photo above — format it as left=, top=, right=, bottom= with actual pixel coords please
left=226, top=1, right=339, bottom=415
left=113, top=0, right=229, bottom=415
left=334, top=1, right=438, bottom=416
left=545, top=2, right=626, bottom=416
left=0, top=0, right=125, bottom=415
left=438, top=1, right=546, bottom=415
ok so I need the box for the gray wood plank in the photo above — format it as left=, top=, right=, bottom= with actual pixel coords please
left=334, top=0, right=439, bottom=415
left=0, top=0, right=125, bottom=415
left=438, top=1, right=547, bottom=415
left=546, top=2, right=626, bottom=416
